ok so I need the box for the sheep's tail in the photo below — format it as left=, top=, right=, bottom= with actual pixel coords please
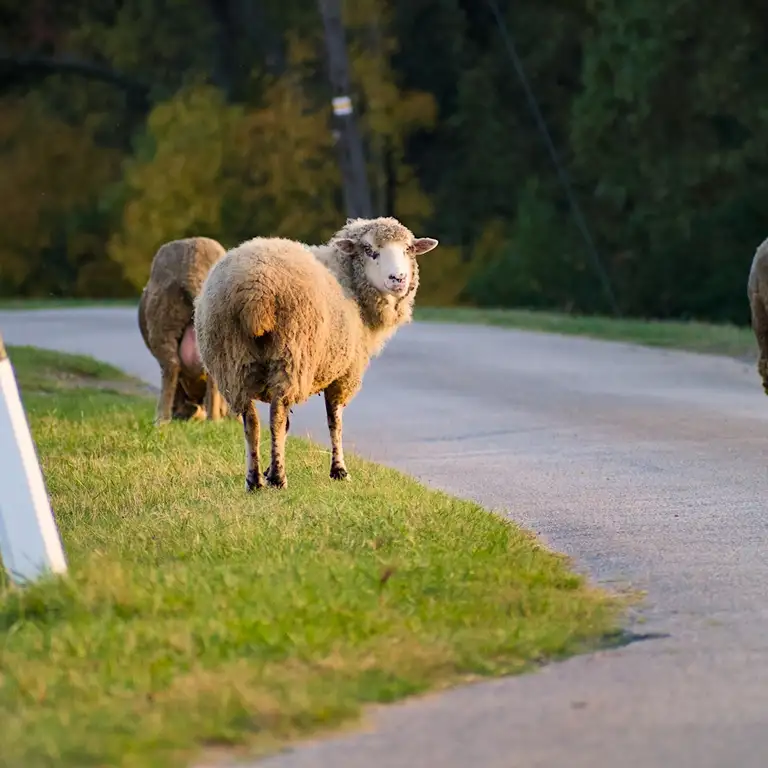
left=239, top=279, right=278, bottom=345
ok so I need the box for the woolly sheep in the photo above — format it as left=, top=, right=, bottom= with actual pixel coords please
left=194, top=216, right=439, bottom=491
left=748, top=235, right=768, bottom=394
left=138, top=236, right=229, bottom=424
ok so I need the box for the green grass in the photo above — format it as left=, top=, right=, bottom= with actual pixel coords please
left=0, top=347, right=624, bottom=768
left=6, top=345, right=144, bottom=394
left=0, top=298, right=135, bottom=310
left=415, top=306, right=756, bottom=359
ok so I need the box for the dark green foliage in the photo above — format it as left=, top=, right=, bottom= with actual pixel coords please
left=0, top=0, right=764, bottom=323
left=467, top=179, right=606, bottom=314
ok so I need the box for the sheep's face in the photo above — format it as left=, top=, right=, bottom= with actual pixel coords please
left=337, top=232, right=439, bottom=298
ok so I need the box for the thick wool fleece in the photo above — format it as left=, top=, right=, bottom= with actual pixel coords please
left=139, top=236, right=227, bottom=420
left=748, top=236, right=768, bottom=394
left=195, top=218, right=420, bottom=414
left=196, top=238, right=359, bottom=413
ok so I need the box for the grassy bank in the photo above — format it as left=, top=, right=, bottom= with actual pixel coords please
left=0, top=346, right=623, bottom=768
left=0, top=298, right=136, bottom=310
left=415, top=307, right=756, bottom=360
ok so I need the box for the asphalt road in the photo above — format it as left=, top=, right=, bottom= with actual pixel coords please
left=2, top=307, right=768, bottom=768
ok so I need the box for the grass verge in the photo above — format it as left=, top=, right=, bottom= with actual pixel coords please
left=415, top=306, right=756, bottom=360
left=1, top=347, right=623, bottom=767
left=0, top=298, right=136, bottom=310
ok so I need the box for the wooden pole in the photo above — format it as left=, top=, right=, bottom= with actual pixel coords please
left=317, top=0, right=373, bottom=219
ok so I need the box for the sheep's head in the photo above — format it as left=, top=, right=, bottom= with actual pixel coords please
left=333, top=217, right=438, bottom=299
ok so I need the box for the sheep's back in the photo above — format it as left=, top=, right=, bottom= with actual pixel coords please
left=148, top=237, right=225, bottom=297
left=142, top=237, right=225, bottom=356
left=196, top=238, right=360, bottom=411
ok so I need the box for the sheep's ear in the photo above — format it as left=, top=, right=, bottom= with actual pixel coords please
left=411, top=237, right=439, bottom=256
left=335, top=238, right=357, bottom=255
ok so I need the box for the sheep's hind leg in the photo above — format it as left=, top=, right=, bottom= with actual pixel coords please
left=264, top=398, right=289, bottom=489
left=324, top=387, right=350, bottom=481
left=156, top=361, right=181, bottom=425
left=205, top=377, right=225, bottom=421
left=243, top=400, right=265, bottom=492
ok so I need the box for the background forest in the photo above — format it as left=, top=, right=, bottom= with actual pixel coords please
left=1, top=0, right=766, bottom=324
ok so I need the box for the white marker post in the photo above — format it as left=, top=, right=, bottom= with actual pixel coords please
left=0, top=331, right=67, bottom=584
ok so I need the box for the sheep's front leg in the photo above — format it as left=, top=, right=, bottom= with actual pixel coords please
left=265, top=398, right=289, bottom=489
left=751, top=297, right=768, bottom=395
left=324, top=387, right=350, bottom=481
left=760, top=358, right=768, bottom=396
left=242, top=400, right=265, bottom=492
left=171, top=382, right=192, bottom=420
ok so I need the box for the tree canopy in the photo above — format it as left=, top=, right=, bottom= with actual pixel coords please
left=1, top=0, right=765, bottom=323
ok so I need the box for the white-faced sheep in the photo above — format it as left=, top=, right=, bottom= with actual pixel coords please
left=749, top=235, right=768, bottom=394
left=194, top=216, right=438, bottom=491
left=138, top=236, right=229, bottom=424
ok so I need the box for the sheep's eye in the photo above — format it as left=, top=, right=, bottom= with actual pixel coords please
left=363, top=243, right=378, bottom=259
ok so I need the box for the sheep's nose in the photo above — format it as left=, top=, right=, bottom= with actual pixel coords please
left=389, top=273, right=406, bottom=284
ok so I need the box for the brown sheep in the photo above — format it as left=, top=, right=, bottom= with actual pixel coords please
left=194, top=216, right=439, bottom=491
left=749, top=235, right=768, bottom=395
left=138, top=236, right=229, bottom=424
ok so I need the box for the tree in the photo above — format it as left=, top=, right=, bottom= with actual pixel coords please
left=0, top=96, right=121, bottom=297
left=106, top=85, right=243, bottom=289
left=570, top=0, right=768, bottom=319
left=342, top=0, right=437, bottom=228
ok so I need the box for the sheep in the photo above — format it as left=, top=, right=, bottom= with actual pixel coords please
left=194, top=216, right=439, bottom=491
left=748, top=235, right=768, bottom=395
left=138, top=236, right=229, bottom=424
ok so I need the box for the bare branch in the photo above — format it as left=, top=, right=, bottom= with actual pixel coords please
left=0, top=51, right=151, bottom=108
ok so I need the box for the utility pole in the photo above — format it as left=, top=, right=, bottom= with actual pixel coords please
left=316, top=0, right=372, bottom=219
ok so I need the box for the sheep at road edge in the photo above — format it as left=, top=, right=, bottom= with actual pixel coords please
left=138, top=236, right=229, bottom=424
left=747, top=238, right=768, bottom=395
left=748, top=236, right=768, bottom=395
left=194, top=216, right=439, bottom=491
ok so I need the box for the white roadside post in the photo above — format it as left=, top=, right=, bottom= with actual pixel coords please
left=0, top=331, right=67, bottom=584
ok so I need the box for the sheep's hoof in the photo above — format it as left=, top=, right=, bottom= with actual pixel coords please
left=245, top=470, right=266, bottom=492
left=189, top=406, right=207, bottom=422
left=264, top=467, right=288, bottom=489
left=154, top=416, right=171, bottom=427
left=330, top=465, right=350, bottom=481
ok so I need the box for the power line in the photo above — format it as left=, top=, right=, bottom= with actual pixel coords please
left=485, top=0, right=620, bottom=316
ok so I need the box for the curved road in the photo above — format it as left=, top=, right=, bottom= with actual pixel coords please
left=3, top=307, right=768, bottom=768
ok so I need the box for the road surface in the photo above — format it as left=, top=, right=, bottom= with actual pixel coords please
left=2, top=307, right=768, bottom=768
